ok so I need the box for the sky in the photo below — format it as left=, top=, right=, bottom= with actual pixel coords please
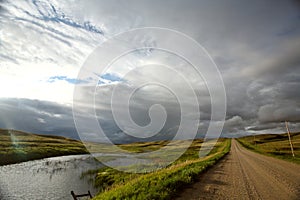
left=0, top=0, right=300, bottom=142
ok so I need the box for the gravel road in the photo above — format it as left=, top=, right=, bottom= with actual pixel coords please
left=174, top=139, right=300, bottom=200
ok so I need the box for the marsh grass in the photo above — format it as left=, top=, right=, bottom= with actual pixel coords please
left=90, top=139, right=231, bottom=200
left=237, top=132, right=300, bottom=164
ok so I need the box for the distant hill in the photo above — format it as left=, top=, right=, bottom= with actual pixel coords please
left=237, top=132, right=300, bottom=164
left=0, top=128, right=88, bottom=165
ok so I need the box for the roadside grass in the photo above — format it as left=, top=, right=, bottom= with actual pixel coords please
left=91, top=139, right=231, bottom=200
left=237, top=132, right=300, bottom=164
left=0, top=129, right=88, bottom=165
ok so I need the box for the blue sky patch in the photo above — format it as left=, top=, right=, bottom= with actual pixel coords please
left=97, top=73, right=124, bottom=85
left=47, top=76, right=87, bottom=84
left=100, top=73, right=123, bottom=82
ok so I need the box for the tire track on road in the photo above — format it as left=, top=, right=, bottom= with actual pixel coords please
left=174, top=139, right=300, bottom=200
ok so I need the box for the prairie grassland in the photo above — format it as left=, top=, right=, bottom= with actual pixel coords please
left=1, top=128, right=231, bottom=199
left=89, top=138, right=231, bottom=200
left=237, top=132, right=300, bottom=164
left=0, top=128, right=88, bottom=165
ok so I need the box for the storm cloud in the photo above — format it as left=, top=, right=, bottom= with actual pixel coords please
left=0, top=0, right=300, bottom=142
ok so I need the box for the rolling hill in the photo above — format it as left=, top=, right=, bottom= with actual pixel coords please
left=0, top=128, right=88, bottom=165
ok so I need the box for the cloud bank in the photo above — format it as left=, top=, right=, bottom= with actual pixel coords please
left=0, top=0, right=300, bottom=142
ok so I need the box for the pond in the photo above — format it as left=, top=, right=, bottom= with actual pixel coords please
left=0, top=154, right=103, bottom=200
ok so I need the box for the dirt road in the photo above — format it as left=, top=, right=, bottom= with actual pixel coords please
left=175, top=139, right=300, bottom=200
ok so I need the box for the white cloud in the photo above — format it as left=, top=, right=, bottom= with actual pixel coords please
left=1, top=0, right=300, bottom=139
left=0, top=0, right=108, bottom=103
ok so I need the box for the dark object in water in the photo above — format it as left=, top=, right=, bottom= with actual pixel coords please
left=71, top=190, right=93, bottom=199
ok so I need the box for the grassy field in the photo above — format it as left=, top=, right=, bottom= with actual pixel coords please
left=237, top=132, right=300, bottom=164
left=85, top=138, right=231, bottom=200
left=1, top=128, right=231, bottom=199
left=0, top=128, right=88, bottom=165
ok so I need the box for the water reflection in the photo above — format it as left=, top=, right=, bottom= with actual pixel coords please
left=0, top=154, right=103, bottom=200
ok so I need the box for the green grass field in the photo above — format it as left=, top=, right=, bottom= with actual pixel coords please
left=86, top=138, right=231, bottom=200
left=237, top=132, right=300, bottom=164
left=0, top=128, right=88, bottom=165
left=0, top=128, right=231, bottom=200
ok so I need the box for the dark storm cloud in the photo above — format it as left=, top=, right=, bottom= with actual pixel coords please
left=242, top=38, right=300, bottom=79
left=1, top=0, right=300, bottom=140
left=0, top=98, right=79, bottom=138
left=258, top=104, right=300, bottom=123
